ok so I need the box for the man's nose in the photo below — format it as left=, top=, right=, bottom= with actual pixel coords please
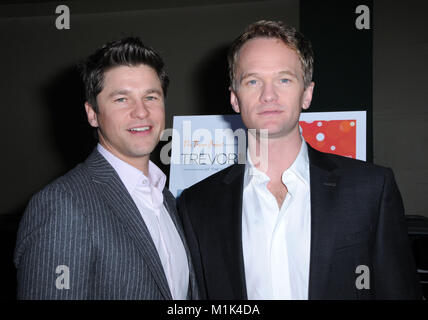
left=131, top=100, right=149, bottom=119
left=260, top=82, right=278, bottom=103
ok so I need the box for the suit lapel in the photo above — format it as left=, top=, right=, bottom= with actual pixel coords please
left=307, top=145, right=340, bottom=299
left=218, top=164, right=247, bottom=299
left=85, top=149, right=172, bottom=300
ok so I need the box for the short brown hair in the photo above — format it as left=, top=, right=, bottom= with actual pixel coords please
left=79, top=37, right=169, bottom=113
left=228, top=20, right=314, bottom=90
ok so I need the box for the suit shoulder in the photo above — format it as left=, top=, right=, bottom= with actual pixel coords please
left=35, top=162, right=93, bottom=199
left=23, top=162, right=94, bottom=225
left=318, top=151, right=393, bottom=178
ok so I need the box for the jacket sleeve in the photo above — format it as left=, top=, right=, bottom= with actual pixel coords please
left=372, top=168, right=422, bottom=299
left=14, top=186, right=93, bottom=299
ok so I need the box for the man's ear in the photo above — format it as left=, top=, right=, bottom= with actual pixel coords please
left=230, top=88, right=241, bottom=113
left=85, top=102, right=99, bottom=128
left=302, top=81, right=315, bottom=110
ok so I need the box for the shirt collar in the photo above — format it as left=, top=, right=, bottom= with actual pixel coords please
left=285, top=138, right=310, bottom=187
left=97, top=143, right=166, bottom=195
left=244, top=137, right=310, bottom=187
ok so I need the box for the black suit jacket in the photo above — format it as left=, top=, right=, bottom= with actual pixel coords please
left=178, top=145, right=422, bottom=299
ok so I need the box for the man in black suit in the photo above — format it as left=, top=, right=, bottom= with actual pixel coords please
left=178, top=20, right=421, bottom=299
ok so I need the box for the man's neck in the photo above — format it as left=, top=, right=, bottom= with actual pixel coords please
left=98, top=143, right=150, bottom=177
left=248, top=131, right=302, bottom=181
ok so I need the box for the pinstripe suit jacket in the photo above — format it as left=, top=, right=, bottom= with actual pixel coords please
left=14, top=148, right=199, bottom=300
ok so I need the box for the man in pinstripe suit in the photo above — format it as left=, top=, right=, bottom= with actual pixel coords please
left=14, top=37, right=199, bottom=300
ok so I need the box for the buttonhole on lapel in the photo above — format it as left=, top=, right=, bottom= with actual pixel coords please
left=323, top=182, right=336, bottom=187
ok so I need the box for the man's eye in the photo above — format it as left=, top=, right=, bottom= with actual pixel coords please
left=115, top=97, right=127, bottom=102
left=146, top=96, right=158, bottom=101
left=247, top=79, right=257, bottom=85
left=280, top=78, right=290, bottom=84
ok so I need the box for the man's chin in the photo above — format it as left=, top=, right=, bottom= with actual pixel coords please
left=124, top=144, right=156, bottom=158
left=248, top=127, right=299, bottom=141
left=130, top=148, right=155, bottom=158
left=247, top=126, right=279, bottom=137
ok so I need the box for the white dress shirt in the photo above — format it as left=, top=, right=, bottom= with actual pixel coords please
left=242, top=139, right=311, bottom=300
left=97, top=144, right=189, bottom=300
